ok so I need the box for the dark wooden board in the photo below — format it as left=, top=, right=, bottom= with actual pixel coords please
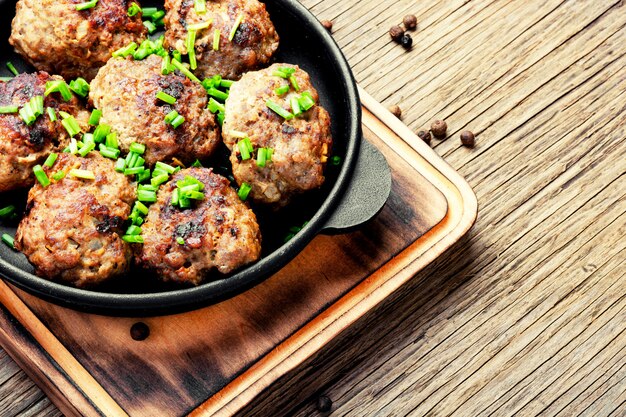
left=0, top=90, right=477, bottom=417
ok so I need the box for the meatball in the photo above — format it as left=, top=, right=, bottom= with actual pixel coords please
left=137, top=168, right=262, bottom=285
left=15, top=153, right=136, bottom=288
left=9, top=0, right=147, bottom=81
left=89, top=55, right=220, bottom=166
left=222, top=64, right=332, bottom=208
left=164, top=0, right=279, bottom=80
left=0, top=72, right=90, bottom=193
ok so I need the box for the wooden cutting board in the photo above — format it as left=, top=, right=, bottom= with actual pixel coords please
left=0, top=88, right=477, bottom=417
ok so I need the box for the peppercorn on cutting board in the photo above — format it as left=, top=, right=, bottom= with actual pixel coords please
left=0, top=89, right=476, bottom=417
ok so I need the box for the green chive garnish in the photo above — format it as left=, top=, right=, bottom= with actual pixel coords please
left=143, top=20, right=157, bottom=34
left=99, top=144, right=120, bottom=159
left=112, top=42, right=138, bottom=58
left=44, top=153, right=58, bottom=168
left=6, top=62, right=18, bottom=76
left=238, top=183, right=252, bottom=201
left=171, top=59, right=200, bottom=83
left=69, top=78, right=90, bottom=97
left=164, top=110, right=179, bottom=124
left=238, top=140, right=251, bottom=160
left=88, top=109, right=102, bottom=126
left=0, top=205, right=16, bottom=219
left=137, top=189, right=157, bottom=203
left=0, top=105, right=18, bottom=114
left=290, top=96, right=302, bottom=116
left=161, top=55, right=171, bottom=75
left=76, top=0, right=98, bottom=11
left=171, top=115, right=185, bottom=129
left=61, top=115, right=81, bottom=137
left=187, top=29, right=198, bottom=69
left=33, top=165, right=50, bottom=187
left=213, top=29, right=221, bottom=51
left=78, top=141, right=95, bottom=157
left=52, top=171, right=66, bottom=181
left=207, top=87, right=228, bottom=102
left=188, top=20, right=212, bottom=31
left=256, top=148, right=267, bottom=167
left=122, top=235, right=144, bottom=244
left=127, top=2, right=141, bottom=16
left=176, top=237, right=185, bottom=245
left=156, top=91, right=177, bottom=105
left=2, top=234, right=15, bottom=250
left=69, top=169, right=95, bottom=180
left=275, top=85, right=289, bottom=96
left=129, top=142, right=145, bottom=155
left=47, top=107, right=57, bottom=121
left=45, top=80, right=73, bottom=101
left=229, top=14, right=244, bottom=41
left=194, top=0, right=206, bottom=14
left=266, top=100, right=294, bottom=120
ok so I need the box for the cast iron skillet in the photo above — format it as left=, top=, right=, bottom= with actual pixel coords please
left=0, top=0, right=392, bottom=316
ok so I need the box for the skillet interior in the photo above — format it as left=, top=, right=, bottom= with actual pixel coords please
left=0, top=0, right=361, bottom=315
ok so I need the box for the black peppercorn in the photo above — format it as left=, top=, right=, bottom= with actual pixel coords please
left=431, top=119, right=447, bottom=138
left=321, top=20, right=333, bottom=32
left=317, top=395, right=332, bottom=412
left=389, top=104, right=402, bottom=118
left=389, top=25, right=404, bottom=42
left=417, top=130, right=432, bottom=145
left=403, top=15, right=418, bottom=30
left=130, top=322, right=150, bottom=341
left=400, top=34, right=413, bottom=49
left=460, top=131, right=476, bottom=147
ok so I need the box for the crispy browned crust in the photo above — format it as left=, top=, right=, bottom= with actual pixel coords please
left=0, top=72, right=90, bottom=193
left=137, top=168, right=262, bottom=285
left=14, top=153, right=136, bottom=288
left=9, top=0, right=147, bottom=80
left=89, top=55, right=221, bottom=166
left=222, top=63, right=333, bottom=208
left=164, top=0, right=279, bottom=80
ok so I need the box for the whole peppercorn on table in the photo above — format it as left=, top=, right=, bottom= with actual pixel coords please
left=2, top=0, right=626, bottom=416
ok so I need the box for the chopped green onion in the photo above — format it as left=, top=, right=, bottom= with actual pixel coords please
left=115, top=158, right=126, bottom=172
left=69, top=169, right=95, bottom=180
left=99, top=144, right=120, bottom=159
left=0, top=105, right=18, bottom=114
left=43, top=153, right=58, bottom=168
left=266, top=100, right=294, bottom=120
left=78, top=141, right=95, bottom=157
left=171, top=59, right=200, bottom=83
left=143, top=20, right=157, bottom=34
left=290, top=96, right=302, bottom=116
left=185, top=191, right=205, bottom=200
left=171, top=115, right=185, bottom=129
left=164, top=110, right=179, bottom=124
left=133, top=39, right=155, bottom=60
left=140, top=7, right=157, bottom=17
left=126, top=225, right=142, bottom=236
left=69, top=78, right=90, bottom=97
left=133, top=201, right=149, bottom=215
left=273, top=70, right=287, bottom=79
left=33, top=165, right=50, bottom=187
left=191, top=159, right=203, bottom=168
left=93, top=123, right=111, bottom=143
left=279, top=67, right=296, bottom=75
left=207, top=87, right=228, bottom=102
left=0, top=205, right=16, bottom=219
left=176, top=237, right=185, bottom=245
left=171, top=188, right=180, bottom=206
left=6, top=62, right=18, bottom=76
left=220, top=79, right=234, bottom=88
left=45, top=80, right=73, bottom=101
left=172, top=50, right=182, bottom=62
left=267, top=148, right=274, bottom=162
left=151, top=174, right=169, bottom=187
left=127, top=2, right=141, bottom=16
left=188, top=20, right=212, bottom=31
left=256, top=148, right=267, bottom=167
left=137, top=189, right=157, bottom=203
left=52, top=171, right=66, bottom=181
left=2, top=234, right=15, bottom=249
left=112, top=42, right=137, bottom=58
left=274, top=85, right=289, bottom=96
left=238, top=140, right=251, bottom=160
left=238, top=183, right=252, bottom=201
left=132, top=155, right=145, bottom=168
left=137, top=168, right=151, bottom=183
left=161, top=55, right=171, bottom=75
left=75, top=0, right=98, bottom=11
left=156, top=91, right=177, bottom=105
left=151, top=10, right=165, bottom=22
left=194, top=0, right=206, bottom=13
left=208, top=98, right=225, bottom=113
left=61, top=115, right=81, bottom=137
left=177, top=175, right=204, bottom=189
left=0, top=77, right=12, bottom=82
left=289, top=75, right=300, bottom=92
left=68, top=138, right=78, bottom=154
left=124, top=166, right=144, bottom=176
left=213, top=29, right=221, bottom=51
left=122, top=235, right=144, bottom=244
left=47, top=107, right=57, bottom=121
left=155, top=161, right=177, bottom=174
left=87, top=109, right=101, bottom=126
left=128, top=142, right=145, bottom=155
left=103, top=133, right=117, bottom=149
left=229, top=14, right=244, bottom=41
left=19, top=103, right=35, bottom=126
left=125, top=152, right=138, bottom=168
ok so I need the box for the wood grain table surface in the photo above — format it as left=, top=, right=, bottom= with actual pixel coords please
left=1, top=0, right=625, bottom=415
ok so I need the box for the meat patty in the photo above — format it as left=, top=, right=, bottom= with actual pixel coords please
left=0, top=72, right=90, bottom=193
left=89, top=55, right=220, bottom=166
left=137, top=168, right=262, bottom=285
left=222, top=64, right=332, bottom=208
left=164, top=0, right=279, bottom=80
left=9, top=0, right=147, bottom=81
left=15, top=153, right=136, bottom=288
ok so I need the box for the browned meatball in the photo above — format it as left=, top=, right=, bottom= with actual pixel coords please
left=222, top=64, right=332, bottom=208
left=164, top=0, right=279, bottom=80
left=89, top=55, right=220, bottom=166
left=137, top=168, right=262, bottom=285
left=15, top=153, right=136, bottom=288
left=0, top=72, right=90, bottom=193
left=9, top=0, right=147, bottom=81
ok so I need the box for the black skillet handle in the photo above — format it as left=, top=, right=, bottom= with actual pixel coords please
left=321, top=139, right=392, bottom=234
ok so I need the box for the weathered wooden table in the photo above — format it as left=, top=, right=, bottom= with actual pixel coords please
left=2, top=0, right=625, bottom=415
